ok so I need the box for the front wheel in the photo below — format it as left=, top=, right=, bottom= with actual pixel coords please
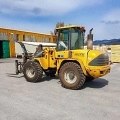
left=23, top=61, right=43, bottom=82
left=59, top=62, right=86, bottom=90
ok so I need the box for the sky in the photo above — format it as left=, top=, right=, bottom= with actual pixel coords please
left=0, top=0, right=120, bottom=40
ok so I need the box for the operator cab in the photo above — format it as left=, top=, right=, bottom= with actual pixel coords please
left=56, top=25, right=85, bottom=51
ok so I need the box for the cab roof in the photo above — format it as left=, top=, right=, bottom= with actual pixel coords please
left=56, top=24, right=85, bottom=30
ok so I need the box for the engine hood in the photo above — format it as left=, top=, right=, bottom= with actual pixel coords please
left=87, top=50, right=109, bottom=66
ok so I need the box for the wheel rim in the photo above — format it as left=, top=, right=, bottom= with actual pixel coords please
left=64, top=70, right=77, bottom=84
left=26, top=67, right=35, bottom=78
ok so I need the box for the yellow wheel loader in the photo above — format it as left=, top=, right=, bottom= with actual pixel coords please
left=15, top=25, right=111, bottom=90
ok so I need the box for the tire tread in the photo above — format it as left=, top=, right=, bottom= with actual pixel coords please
left=59, top=62, right=85, bottom=90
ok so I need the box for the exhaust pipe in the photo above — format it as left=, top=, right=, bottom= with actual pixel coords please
left=87, top=28, right=93, bottom=50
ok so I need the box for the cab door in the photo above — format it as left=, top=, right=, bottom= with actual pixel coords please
left=56, top=28, right=69, bottom=58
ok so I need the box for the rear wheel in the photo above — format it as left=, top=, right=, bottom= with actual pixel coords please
left=59, top=62, right=86, bottom=90
left=23, top=61, right=43, bottom=82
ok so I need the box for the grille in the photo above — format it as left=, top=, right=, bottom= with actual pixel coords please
left=89, top=53, right=109, bottom=66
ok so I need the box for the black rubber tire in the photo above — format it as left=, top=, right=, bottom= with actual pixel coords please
left=86, top=76, right=94, bottom=82
left=23, top=61, right=43, bottom=82
left=59, top=62, right=86, bottom=90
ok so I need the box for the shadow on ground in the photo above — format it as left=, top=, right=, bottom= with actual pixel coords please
left=6, top=73, right=59, bottom=81
left=37, top=75, right=59, bottom=83
left=6, top=73, right=109, bottom=90
left=6, top=73, right=24, bottom=78
left=81, top=78, right=109, bottom=90
left=37, top=76, right=109, bottom=89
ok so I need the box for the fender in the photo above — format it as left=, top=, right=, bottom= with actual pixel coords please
left=57, top=59, right=87, bottom=76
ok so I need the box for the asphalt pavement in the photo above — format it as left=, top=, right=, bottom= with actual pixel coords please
left=0, top=58, right=120, bottom=120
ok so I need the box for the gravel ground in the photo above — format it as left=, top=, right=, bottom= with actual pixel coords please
left=0, top=58, right=120, bottom=120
